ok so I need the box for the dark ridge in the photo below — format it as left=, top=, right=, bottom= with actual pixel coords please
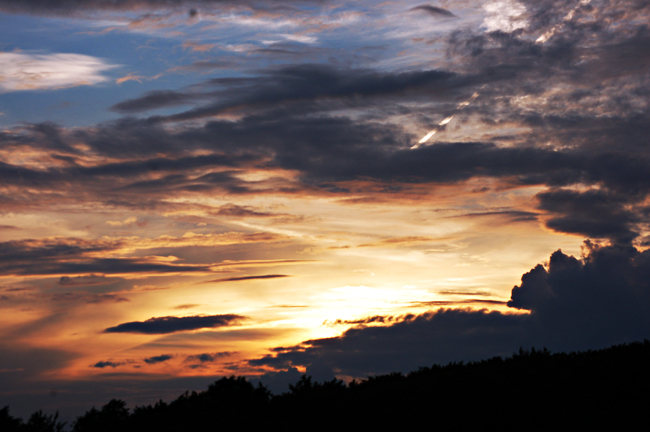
left=3, top=341, right=650, bottom=431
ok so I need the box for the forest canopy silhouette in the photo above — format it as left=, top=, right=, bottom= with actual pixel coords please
left=2, top=341, right=649, bottom=431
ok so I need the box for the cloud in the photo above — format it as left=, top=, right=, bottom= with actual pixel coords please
left=0, top=52, right=115, bottom=92
left=106, top=217, right=138, bottom=227
left=144, top=354, right=173, bottom=364
left=58, top=274, right=112, bottom=286
left=184, top=351, right=231, bottom=368
left=110, top=65, right=456, bottom=114
left=324, top=314, right=409, bottom=327
left=116, top=74, right=144, bottom=85
left=482, top=0, right=528, bottom=33
left=213, top=204, right=276, bottom=218
left=1, top=0, right=646, bottom=243
left=537, top=189, right=641, bottom=245
left=0, top=234, right=287, bottom=277
left=104, top=314, right=245, bottom=334
left=251, top=308, right=527, bottom=376
left=0, top=0, right=325, bottom=15
left=92, top=361, right=123, bottom=368
left=182, top=41, right=216, bottom=52
left=201, top=274, right=290, bottom=283
left=3, top=106, right=650, bottom=246
left=411, top=5, right=456, bottom=18
left=185, top=352, right=229, bottom=363
left=250, top=243, right=650, bottom=377
left=173, top=303, right=200, bottom=310
left=508, top=242, right=650, bottom=349
left=51, top=292, right=130, bottom=304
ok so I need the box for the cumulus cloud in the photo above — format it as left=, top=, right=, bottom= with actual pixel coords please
left=508, top=242, right=650, bottom=349
left=0, top=52, right=115, bottom=92
left=104, top=314, right=245, bottom=334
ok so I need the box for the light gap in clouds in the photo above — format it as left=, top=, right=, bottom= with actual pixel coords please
left=0, top=52, right=117, bottom=92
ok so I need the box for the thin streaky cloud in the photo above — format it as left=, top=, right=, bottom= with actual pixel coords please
left=104, top=314, right=245, bottom=334
left=0, top=52, right=116, bottom=92
left=199, top=274, right=291, bottom=284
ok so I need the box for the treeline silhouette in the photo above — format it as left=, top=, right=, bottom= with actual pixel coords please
left=3, top=341, right=650, bottom=431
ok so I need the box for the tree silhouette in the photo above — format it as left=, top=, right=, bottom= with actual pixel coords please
left=1, top=406, right=22, bottom=432
left=73, top=399, right=128, bottom=432
left=4, top=341, right=650, bottom=431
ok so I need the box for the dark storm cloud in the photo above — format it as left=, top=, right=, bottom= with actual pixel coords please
left=104, top=314, right=245, bottom=334
left=411, top=5, right=456, bottom=18
left=144, top=354, right=173, bottom=364
left=251, top=243, right=650, bottom=377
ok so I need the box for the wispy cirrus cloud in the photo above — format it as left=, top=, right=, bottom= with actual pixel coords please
left=0, top=233, right=289, bottom=277
left=0, top=52, right=116, bottom=92
left=0, top=0, right=325, bottom=15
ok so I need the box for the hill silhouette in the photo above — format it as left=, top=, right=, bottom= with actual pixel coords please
left=3, top=341, right=649, bottom=431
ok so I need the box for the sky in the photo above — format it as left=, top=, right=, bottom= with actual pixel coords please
left=1, top=0, right=650, bottom=421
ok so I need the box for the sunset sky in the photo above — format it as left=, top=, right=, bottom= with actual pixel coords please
left=1, top=0, right=650, bottom=420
